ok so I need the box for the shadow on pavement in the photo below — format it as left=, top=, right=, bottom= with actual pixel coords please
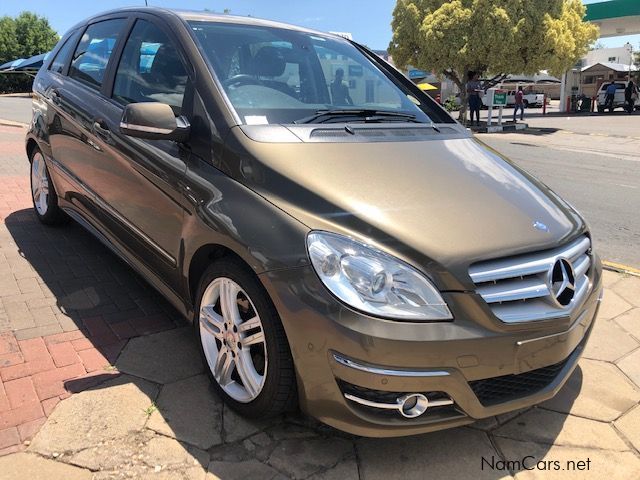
left=4, top=207, right=582, bottom=478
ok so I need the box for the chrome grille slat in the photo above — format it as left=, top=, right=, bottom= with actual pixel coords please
left=469, top=236, right=590, bottom=283
left=469, top=236, right=592, bottom=323
left=476, top=277, right=550, bottom=303
left=573, top=254, right=590, bottom=279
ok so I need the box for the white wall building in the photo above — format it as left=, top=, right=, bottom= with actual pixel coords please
left=583, top=45, right=634, bottom=69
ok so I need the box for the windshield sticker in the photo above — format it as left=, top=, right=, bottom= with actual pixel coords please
left=245, top=115, right=269, bottom=125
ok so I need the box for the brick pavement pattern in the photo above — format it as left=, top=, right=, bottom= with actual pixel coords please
left=0, top=125, right=182, bottom=455
left=1, top=124, right=640, bottom=478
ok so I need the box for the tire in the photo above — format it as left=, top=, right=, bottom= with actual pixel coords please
left=194, top=257, right=297, bottom=418
left=523, top=100, right=529, bottom=108
left=29, top=147, right=67, bottom=225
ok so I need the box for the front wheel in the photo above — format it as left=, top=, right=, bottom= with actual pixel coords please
left=30, top=147, right=67, bottom=225
left=195, top=258, right=297, bottom=418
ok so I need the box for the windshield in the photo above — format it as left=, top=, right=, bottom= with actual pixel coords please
left=188, top=21, right=451, bottom=125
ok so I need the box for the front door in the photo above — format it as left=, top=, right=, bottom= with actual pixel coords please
left=88, top=17, right=193, bottom=290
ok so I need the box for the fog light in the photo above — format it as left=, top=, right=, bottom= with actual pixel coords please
left=398, top=393, right=429, bottom=418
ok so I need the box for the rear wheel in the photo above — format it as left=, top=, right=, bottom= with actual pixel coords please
left=195, top=258, right=297, bottom=418
left=30, top=148, right=67, bottom=225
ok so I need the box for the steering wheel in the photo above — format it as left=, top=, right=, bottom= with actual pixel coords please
left=223, top=74, right=262, bottom=88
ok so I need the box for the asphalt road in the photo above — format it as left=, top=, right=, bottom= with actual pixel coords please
left=0, top=94, right=31, bottom=125
left=482, top=130, right=640, bottom=269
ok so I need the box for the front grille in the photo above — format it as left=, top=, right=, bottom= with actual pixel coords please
left=469, top=357, right=569, bottom=406
left=469, top=235, right=592, bottom=323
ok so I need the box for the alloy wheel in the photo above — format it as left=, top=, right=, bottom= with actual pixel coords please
left=199, top=277, right=267, bottom=403
left=31, top=152, right=49, bottom=216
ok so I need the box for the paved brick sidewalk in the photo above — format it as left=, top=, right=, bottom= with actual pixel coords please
left=1, top=124, right=639, bottom=478
left=0, top=125, right=183, bottom=455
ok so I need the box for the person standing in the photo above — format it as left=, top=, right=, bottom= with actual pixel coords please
left=513, top=86, right=525, bottom=122
left=604, top=82, right=617, bottom=112
left=330, top=68, right=353, bottom=105
left=466, top=71, right=482, bottom=126
left=625, top=77, right=636, bottom=114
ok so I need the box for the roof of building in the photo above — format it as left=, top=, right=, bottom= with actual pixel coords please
left=581, top=62, right=639, bottom=73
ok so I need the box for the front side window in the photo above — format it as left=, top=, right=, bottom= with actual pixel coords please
left=113, top=19, right=189, bottom=114
left=49, top=31, right=79, bottom=75
left=69, top=19, right=126, bottom=89
left=188, top=21, right=451, bottom=125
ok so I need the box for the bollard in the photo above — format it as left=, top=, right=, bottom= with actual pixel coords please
left=543, top=94, right=547, bottom=115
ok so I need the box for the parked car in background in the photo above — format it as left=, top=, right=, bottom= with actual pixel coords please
left=27, top=7, right=602, bottom=438
left=504, top=90, right=545, bottom=107
left=597, top=81, right=639, bottom=113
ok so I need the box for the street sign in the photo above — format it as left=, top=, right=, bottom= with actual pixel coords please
left=493, top=91, right=507, bottom=106
left=485, top=88, right=506, bottom=127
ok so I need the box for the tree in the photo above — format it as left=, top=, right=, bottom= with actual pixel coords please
left=389, top=0, right=598, bottom=121
left=0, top=12, right=59, bottom=93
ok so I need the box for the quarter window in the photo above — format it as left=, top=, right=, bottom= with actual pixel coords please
left=49, top=31, right=79, bottom=75
left=113, top=19, right=188, bottom=114
left=69, top=19, right=126, bottom=89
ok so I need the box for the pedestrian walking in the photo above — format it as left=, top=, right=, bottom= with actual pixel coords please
left=467, top=71, right=482, bottom=126
left=513, top=86, right=525, bottom=122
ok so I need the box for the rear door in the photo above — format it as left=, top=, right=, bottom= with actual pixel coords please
left=86, top=16, right=193, bottom=289
left=47, top=17, right=129, bottom=225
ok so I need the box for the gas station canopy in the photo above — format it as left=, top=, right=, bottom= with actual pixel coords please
left=585, top=0, right=640, bottom=37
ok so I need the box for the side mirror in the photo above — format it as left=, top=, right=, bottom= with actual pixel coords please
left=120, top=102, right=190, bottom=142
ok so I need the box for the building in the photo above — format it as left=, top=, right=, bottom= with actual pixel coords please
left=584, top=45, right=634, bottom=67
left=580, top=62, right=638, bottom=97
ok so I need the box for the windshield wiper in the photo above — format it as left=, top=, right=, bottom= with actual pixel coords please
left=294, top=109, right=420, bottom=124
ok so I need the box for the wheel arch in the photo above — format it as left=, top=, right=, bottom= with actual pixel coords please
left=187, top=243, right=255, bottom=308
left=26, top=137, right=39, bottom=161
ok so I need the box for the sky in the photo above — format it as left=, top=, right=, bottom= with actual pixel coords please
left=0, top=0, right=638, bottom=51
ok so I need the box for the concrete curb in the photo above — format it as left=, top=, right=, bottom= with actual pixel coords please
left=603, top=261, right=640, bottom=278
left=0, top=119, right=28, bottom=129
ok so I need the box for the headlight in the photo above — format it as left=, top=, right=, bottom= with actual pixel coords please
left=307, top=231, right=452, bottom=321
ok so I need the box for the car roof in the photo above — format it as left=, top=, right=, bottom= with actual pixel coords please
left=67, top=6, right=341, bottom=40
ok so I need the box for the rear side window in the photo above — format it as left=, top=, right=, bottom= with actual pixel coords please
left=113, top=19, right=188, bottom=114
left=49, top=31, right=79, bottom=75
left=69, top=19, right=126, bottom=89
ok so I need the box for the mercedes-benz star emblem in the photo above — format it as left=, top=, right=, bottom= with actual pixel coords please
left=548, top=258, right=576, bottom=307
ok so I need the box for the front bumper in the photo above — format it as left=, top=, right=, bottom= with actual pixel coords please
left=259, top=259, right=602, bottom=437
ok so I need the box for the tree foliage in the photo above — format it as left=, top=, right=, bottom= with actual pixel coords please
left=0, top=12, right=59, bottom=93
left=389, top=0, right=598, bottom=119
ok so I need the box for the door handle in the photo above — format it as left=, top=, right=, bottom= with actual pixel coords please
left=50, top=89, right=61, bottom=105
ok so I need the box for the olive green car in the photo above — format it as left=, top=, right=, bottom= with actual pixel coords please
left=27, top=8, right=601, bottom=437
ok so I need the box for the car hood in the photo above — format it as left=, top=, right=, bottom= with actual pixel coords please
left=226, top=128, right=585, bottom=289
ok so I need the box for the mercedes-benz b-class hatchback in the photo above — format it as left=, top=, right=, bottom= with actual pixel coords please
left=27, top=8, right=602, bottom=436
